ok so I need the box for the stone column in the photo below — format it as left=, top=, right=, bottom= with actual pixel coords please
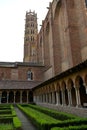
left=49, top=93, right=52, bottom=103
left=27, top=91, right=29, bottom=103
left=33, top=95, right=35, bottom=102
left=46, top=93, right=48, bottom=103
left=75, top=87, right=81, bottom=107
left=56, top=91, right=60, bottom=105
left=52, top=92, right=55, bottom=104
left=34, top=95, right=36, bottom=103
left=67, top=89, right=72, bottom=106
left=61, top=90, right=66, bottom=106
left=14, top=91, right=16, bottom=104
left=0, top=92, right=1, bottom=104
left=20, top=91, right=22, bottom=104
left=7, top=91, right=9, bottom=103
left=37, top=95, right=39, bottom=102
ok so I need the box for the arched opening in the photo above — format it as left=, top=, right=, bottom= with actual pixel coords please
left=9, top=91, right=14, bottom=103
left=15, top=91, right=20, bottom=103
left=71, top=86, right=76, bottom=106
left=75, top=76, right=87, bottom=107
left=1, top=91, right=7, bottom=103
left=29, top=91, right=33, bottom=102
left=68, top=79, right=76, bottom=106
left=22, top=91, right=27, bottom=103
left=61, top=81, right=69, bottom=105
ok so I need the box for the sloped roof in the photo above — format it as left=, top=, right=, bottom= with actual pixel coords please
left=0, top=62, right=44, bottom=68
left=0, top=80, right=41, bottom=90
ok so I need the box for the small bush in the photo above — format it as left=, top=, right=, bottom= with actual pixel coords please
left=51, top=125, right=87, bottom=130
left=13, top=117, right=21, bottom=129
left=27, top=104, right=77, bottom=120
left=17, top=104, right=60, bottom=130
left=0, top=123, right=14, bottom=130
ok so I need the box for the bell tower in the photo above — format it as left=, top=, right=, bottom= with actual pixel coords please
left=23, top=10, right=38, bottom=62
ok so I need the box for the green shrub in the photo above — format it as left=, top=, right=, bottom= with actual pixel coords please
left=26, top=104, right=77, bottom=120
left=0, top=123, right=14, bottom=130
left=13, top=117, right=21, bottom=129
left=19, top=104, right=87, bottom=130
left=51, top=125, right=87, bottom=130
left=17, top=104, right=60, bottom=130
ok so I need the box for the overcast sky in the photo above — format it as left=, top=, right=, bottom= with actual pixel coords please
left=0, top=0, right=52, bottom=62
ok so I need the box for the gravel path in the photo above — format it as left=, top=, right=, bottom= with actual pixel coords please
left=14, top=106, right=37, bottom=130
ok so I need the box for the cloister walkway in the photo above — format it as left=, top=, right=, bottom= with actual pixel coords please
left=14, top=106, right=37, bottom=130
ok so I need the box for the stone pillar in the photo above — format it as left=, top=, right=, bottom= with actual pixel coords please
left=37, top=95, right=39, bottom=102
left=49, top=93, right=52, bottom=103
left=34, top=95, right=37, bottom=102
left=46, top=94, right=48, bottom=103
left=86, top=88, right=87, bottom=94
left=85, top=85, right=87, bottom=94
left=61, top=90, right=66, bottom=106
left=75, top=87, right=81, bottom=107
left=42, top=94, right=44, bottom=102
left=20, top=91, right=22, bottom=104
left=14, top=91, right=16, bottom=104
left=27, top=91, right=29, bottom=103
left=56, top=91, right=60, bottom=105
left=52, top=92, right=55, bottom=104
left=67, top=89, right=72, bottom=106
left=0, top=92, right=1, bottom=104
left=7, top=91, right=9, bottom=103
left=34, top=95, right=36, bottom=102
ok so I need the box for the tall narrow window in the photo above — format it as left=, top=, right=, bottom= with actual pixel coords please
left=27, top=71, right=33, bottom=80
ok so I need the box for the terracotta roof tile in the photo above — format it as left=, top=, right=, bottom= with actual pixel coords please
left=0, top=80, right=41, bottom=90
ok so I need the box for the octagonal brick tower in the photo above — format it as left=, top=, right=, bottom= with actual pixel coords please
left=23, top=10, right=38, bottom=63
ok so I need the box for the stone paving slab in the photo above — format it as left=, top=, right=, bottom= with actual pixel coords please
left=14, top=106, right=37, bottom=130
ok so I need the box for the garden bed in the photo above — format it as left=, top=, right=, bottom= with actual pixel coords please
left=0, top=104, right=22, bottom=130
left=17, top=104, right=87, bottom=130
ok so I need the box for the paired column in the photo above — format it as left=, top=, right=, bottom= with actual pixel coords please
left=27, top=91, right=29, bottom=103
left=61, top=90, right=66, bottom=106
left=67, top=89, right=72, bottom=106
left=20, top=91, right=22, bottom=103
left=75, top=87, right=81, bottom=107
left=0, top=91, right=2, bottom=104
left=7, top=91, right=9, bottom=103
left=56, top=91, right=60, bottom=105
left=14, top=91, right=16, bottom=104
left=52, top=92, right=55, bottom=104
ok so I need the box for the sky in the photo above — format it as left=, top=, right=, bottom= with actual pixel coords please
left=0, top=0, right=52, bottom=62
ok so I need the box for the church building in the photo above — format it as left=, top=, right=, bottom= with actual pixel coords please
left=0, top=0, right=87, bottom=115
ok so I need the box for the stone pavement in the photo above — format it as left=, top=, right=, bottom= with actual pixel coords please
left=14, top=106, right=37, bottom=130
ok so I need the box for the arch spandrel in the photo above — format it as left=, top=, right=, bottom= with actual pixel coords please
left=67, top=78, right=74, bottom=90
left=60, top=81, right=66, bottom=91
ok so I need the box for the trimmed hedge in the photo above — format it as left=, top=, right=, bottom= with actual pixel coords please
left=26, top=104, right=77, bottom=120
left=0, top=104, right=22, bottom=130
left=13, top=117, right=22, bottom=129
left=18, top=104, right=87, bottom=130
left=17, top=104, right=60, bottom=130
left=51, top=125, right=87, bottom=130
left=0, top=124, right=14, bottom=130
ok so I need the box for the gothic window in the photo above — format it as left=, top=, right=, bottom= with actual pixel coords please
left=27, top=71, right=33, bottom=80
left=85, top=0, right=87, bottom=7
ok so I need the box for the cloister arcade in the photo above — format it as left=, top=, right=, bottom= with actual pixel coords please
left=0, top=90, right=33, bottom=104
left=33, top=64, right=87, bottom=108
